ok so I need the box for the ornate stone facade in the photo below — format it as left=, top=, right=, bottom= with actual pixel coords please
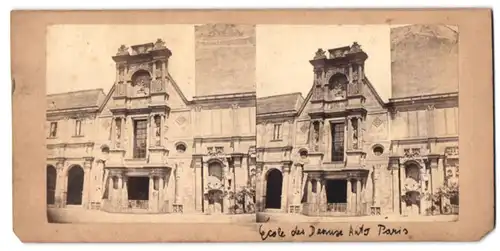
left=256, top=42, right=459, bottom=217
left=46, top=40, right=257, bottom=215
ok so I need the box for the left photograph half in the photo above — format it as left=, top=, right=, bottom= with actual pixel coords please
left=45, top=24, right=257, bottom=223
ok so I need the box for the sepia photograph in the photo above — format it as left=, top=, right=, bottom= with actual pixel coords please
left=255, top=24, right=459, bottom=223
left=45, top=24, right=257, bottom=223
left=10, top=9, right=490, bottom=242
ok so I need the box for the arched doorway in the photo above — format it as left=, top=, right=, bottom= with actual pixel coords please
left=66, top=165, right=84, bottom=205
left=403, top=163, right=422, bottom=215
left=265, top=169, right=283, bottom=209
left=46, top=165, right=56, bottom=205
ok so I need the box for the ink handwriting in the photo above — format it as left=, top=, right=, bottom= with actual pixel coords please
left=258, top=224, right=409, bottom=241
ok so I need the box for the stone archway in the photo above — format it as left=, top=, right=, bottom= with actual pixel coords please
left=46, top=165, right=57, bottom=205
left=66, top=165, right=85, bottom=205
left=265, top=169, right=283, bottom=209
left=403, top=163, right=422, bottom=216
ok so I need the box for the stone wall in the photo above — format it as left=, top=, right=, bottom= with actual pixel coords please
left=391, top=24, right=459, bottom=98
left=195, top=24, right=256, bottom=96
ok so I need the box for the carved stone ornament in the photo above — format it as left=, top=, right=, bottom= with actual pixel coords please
left=207, top=146, right=225, bottom=157
left=372, top=116, right=384, bottom=128
left=206, top=176, right=223, bottom=190
left=349, top=42, right=362, bottom=53
left=116, top=45, right=129, bottom=56
left=300, top=122, right=309, bottom=133
left=403, top=177, right=421, bottom=193
left=445, top=146, right=459, bottom=157
left=151, top=79, right=164, bottom=92
left=153, top=38, right=167, bottom=50
left=231, top=103, right=240, bottom=109
left=314, top=48, right=327, bottom=60
left=175, top=116, right=187, bottom=126
left=205, top=24, right=244, bottom=38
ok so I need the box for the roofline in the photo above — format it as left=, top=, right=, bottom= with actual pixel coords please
left=257, top=92, right=304, bottom=101
left=47, top=88, right=105, bottom=97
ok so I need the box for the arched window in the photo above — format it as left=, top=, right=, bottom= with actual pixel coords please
left=208, top=162, right=223, bottom=180
left=328, top=73, right=347, bottom=100
left=405, top=163, right=421, bottom=182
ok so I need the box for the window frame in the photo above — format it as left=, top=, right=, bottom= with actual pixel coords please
left=330, top=122, right=345, bottom=162
left=272, top=123, right=282, bottom=141
left=49, top=121, right=58, bottom=138
left=133, top=119, right=148, bottom=159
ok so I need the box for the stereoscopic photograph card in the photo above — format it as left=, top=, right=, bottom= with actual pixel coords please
left=11, top=9, right=493, bottom=242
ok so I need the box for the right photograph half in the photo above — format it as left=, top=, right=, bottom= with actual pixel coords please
left=255, top=24, right=459, bottom=223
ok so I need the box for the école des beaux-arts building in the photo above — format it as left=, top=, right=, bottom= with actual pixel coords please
left=46, top=36, right=257, bottom=215
left=255, top=25, right=459, bottom=218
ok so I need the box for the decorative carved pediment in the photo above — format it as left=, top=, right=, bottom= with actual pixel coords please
left=207, top=146, right=225, bottom=157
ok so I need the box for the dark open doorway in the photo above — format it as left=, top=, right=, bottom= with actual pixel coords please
left=47, top=165, right=57, bottom=205
left=66, top=165, right=84, bottom=205
left=265, top=169, right=283, bottom=209
left=127, top=177, right=150, bottom=200
left=326, top=179, right=347, bottom=203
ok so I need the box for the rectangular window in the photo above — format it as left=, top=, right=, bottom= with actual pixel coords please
left=133, top=119, right=148, bottom=159
left=49, top=122, right=58, bottom=138
left=75, top=119, right=82, bottom=136
left=273, top=123, right=282, bottom=140
left=331, top=122, right=345, bottom=162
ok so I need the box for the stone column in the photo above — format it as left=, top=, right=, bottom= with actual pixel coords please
left=54, top=160, right=65, bottom=207
left=255, top=163, right=264, bottom=211
left=158, top=176, right=165, bottom=212
left=346, top=179, right=352, bottom=215
left=110, top=118, right=116, bottom=147
left=148, top=175, right=154, bottom=211
left=349, top=64, right=353, bottom=83
left=319, top=120, right=324, bottom=152
left=148, top=114, right=154, bottom=147
left=82, top=160, right=92, bottom=209
left=202, top=161, right=209, bottom=212
left=347, top=118, right=352, bottom=150
left=223, top=159, right=230, bottom=214
left=321, top=180, right=327, bottom=212
left=161, top=60, right=166, bottom=80
left=400, top=164, right=407, bottom=215
left=120, top=117, right=125, bottom=149
left=194, top=158, right=202, bottom=212
left=281, top=165, right=290, bottom=212
left=121, top=175, right=128, bottom=209
left=356, top=179, right=362, bottom=215
left=108, top=175, right=114, bottom=202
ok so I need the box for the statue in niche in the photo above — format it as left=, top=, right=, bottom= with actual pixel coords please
left=351, top=119, right=358, bottom=149
left=312, top=122, right=320, bottom=151
left=328, top=74, right=347, bottom=100
left=115, top=119, right=122, bottom=148
left=154, top=116, right=161, bottom=146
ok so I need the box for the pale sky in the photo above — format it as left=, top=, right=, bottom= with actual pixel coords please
left=256, top=25, right=392, bottom=101
left=47, top=25, right=196, bottom=98
left=47, top=24, right=392, bottom=101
